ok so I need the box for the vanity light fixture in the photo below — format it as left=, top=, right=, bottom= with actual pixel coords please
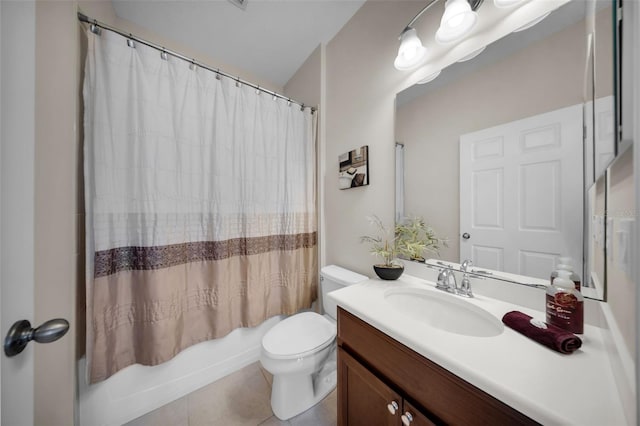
left=394, top=28, right=428, bottom=70
left=457, top=45, right=486, bottom=62
left=435, top=0, right=478, bottom=44
left=513, top=11, right=551, bottom=32
left=493, top=0, right=524, bottom=8
left=416, top=70, right=441, bottom=84
left=394, top=0, right=485, bottom=71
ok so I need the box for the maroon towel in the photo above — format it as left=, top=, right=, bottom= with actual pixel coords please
left=502, top=311, right=582, bottom=354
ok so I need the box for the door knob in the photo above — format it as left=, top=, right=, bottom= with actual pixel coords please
left=462, top=232, right=471, bottom=240
left=4, top=318, right=69, bottom=357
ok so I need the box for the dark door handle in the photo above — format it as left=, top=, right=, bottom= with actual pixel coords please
left=4, top=318, right=69, bottom=357
left=462, top=232, right=471, bottom=240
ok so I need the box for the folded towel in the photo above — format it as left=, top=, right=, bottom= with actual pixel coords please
left=502, top=311, right=582, bottom=354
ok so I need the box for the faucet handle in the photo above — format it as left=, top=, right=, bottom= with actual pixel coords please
left=436, top=268, right=451, bottom=291
left=436, top=267, right=457, bottom=293
left=461, top=259, right=473, bottom=273
left=458, top=276, right=473, bottom=298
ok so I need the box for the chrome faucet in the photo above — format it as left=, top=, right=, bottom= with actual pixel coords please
left=436, top=261, right=474, bottom=297
left=458, top=259, right=474, bottom=298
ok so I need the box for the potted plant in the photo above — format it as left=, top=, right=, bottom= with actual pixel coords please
left=361, top=215, right=447, bottom=280
left=360, top=215, right=405, bottom=280
left=395, top=215, right=448, bottom=262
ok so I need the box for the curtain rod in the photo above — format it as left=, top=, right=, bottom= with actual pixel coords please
left=77, top=12, right=315, bottom=113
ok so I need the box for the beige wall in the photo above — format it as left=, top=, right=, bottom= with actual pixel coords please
left=396, top=15, right=589, bottom=263
left=606, top=147, right=636, bottom=358
left=324, top=1, right=420, bottom=276
left=284, top=45, right=321, bottom=108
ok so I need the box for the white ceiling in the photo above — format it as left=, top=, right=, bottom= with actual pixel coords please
left=113, top=0, right=366, bottom=88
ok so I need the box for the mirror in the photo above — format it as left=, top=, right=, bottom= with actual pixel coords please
left=395, top=0, right=614, bottom=300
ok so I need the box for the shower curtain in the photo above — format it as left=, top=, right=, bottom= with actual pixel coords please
left=83, top=29, right=317, bottom=383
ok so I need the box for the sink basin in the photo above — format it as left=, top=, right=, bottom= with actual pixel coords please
left=384, top=287, right=504, bottom=337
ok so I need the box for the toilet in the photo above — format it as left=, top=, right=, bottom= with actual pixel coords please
left=260, top=265, right=367, bottom=420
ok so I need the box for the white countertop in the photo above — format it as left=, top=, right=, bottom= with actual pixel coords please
left=328, top=273, right=628, bottom=426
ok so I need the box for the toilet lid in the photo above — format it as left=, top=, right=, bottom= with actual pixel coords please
left=262, top=312, right=336, bottom=358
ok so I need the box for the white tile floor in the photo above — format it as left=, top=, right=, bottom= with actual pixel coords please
left=124, top=362, right=337, bottom=426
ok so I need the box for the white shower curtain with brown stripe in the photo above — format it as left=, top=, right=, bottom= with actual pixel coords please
left=83, top=28, right=317, bottom=383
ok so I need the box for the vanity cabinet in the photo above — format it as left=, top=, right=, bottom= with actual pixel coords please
left=338, top=347, right=435, bottom=426
left=337, top=308, right=539, bottom=426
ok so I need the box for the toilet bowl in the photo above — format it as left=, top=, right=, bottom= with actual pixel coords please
left=260, top=265, right=367, bottom=420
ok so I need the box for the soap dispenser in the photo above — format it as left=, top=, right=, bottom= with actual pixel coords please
left=546, top=270, right=584, bottom=334
left=550, top=257, right=581, bottom=291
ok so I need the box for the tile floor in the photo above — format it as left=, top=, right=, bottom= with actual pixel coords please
left=124, top=362, right=337, bottom=426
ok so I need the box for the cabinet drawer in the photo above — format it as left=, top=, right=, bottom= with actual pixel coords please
left=337, top=308, right=538, bottom=426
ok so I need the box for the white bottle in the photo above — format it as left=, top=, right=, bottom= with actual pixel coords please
left=550, top=257, right=581, bottom=291
left=546, top=270, right=584, bottom=334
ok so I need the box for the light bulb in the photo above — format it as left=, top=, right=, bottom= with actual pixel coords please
left=436, top=0, right=477, bottom=44
left=394, top=28, right=428, bottom=71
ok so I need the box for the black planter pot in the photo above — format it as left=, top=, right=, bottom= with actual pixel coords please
left=373, top=265, right=404, bottom=280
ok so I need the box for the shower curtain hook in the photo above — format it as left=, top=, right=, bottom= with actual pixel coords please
left=126, top=35, right=135, bottom=48
left=189, top=59, right=196, bottom=71
left=300, top=104, right=305, bottom=112
left=235, top=77, right=242, bottom=88
left=160, top=49, right=168, bottom=61
left=215, top=69, right=221, bottom=80
left=287, top=99, right=292, bottom=107
left=256, top=86, right=261, bottom=95
left=90, top=20, right=101, bottom=35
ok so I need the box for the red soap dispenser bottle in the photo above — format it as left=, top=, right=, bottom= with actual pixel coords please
left=546, top=270, right=584, bottom=334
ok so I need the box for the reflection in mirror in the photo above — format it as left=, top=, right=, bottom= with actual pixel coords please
left=586, top=174, right=607, bottom=300
left=395, top=1, right=614, bottom=300
left=586, top=0, right=616, bottom=183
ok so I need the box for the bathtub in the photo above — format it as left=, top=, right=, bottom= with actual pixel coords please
left=78, top=316, right=282, bottom=426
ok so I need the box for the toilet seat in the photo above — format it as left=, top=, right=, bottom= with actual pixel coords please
left=262, top=312, right=336, bottom=360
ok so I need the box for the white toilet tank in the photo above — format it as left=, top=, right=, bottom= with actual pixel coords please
left=320, top=265, right=368, bottom=320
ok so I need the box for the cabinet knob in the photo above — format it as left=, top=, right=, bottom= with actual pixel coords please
left=401, top=412, right=414, bottom=425
left=387, top=400, right=399, bottom=415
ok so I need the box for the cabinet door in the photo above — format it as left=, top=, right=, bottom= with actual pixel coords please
left=401, top=400, right=437, bottom=426
left=338, top=347, right=401, bottom=426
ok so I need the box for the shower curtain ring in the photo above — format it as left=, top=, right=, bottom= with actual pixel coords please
left=160, top=49, right=168, bottom=61
left=215, top=69, right=221, bottom=80
left=90, top=20, right=101, bottom=35
left=235, top=77, right=242, bottom=88
left=189, top=60, right=196, bottom=71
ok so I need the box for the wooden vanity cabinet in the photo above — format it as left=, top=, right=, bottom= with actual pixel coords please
left=337, top=308, right=539, bottom=426
left=338, top=347, right=435, bottom=426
